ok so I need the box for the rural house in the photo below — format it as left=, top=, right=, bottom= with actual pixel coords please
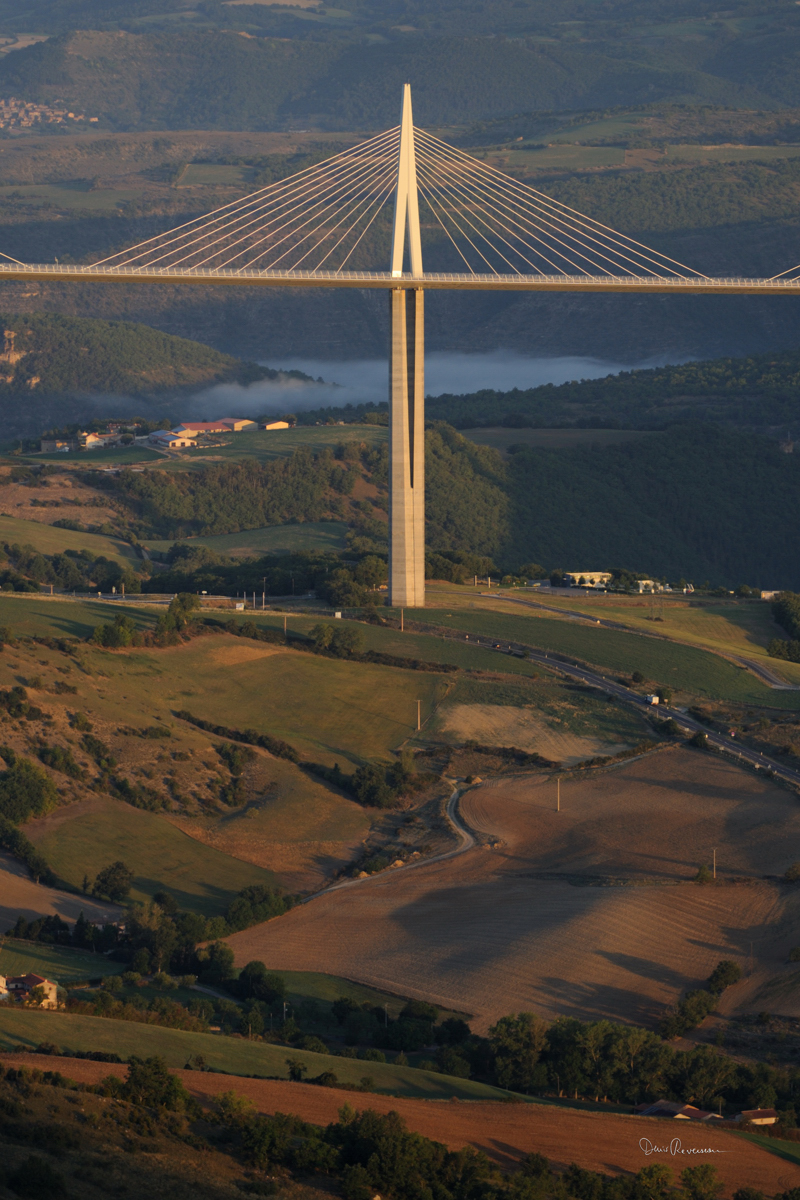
left=174, top=418, right=257, bottom=435
left=733, top=1108, right=779, bottom=1125
left=3, top=973, right=58, bottom=1008
left=634, top=1100, right=723, bottom=1122
left=148, top=430, right=197, bottom=449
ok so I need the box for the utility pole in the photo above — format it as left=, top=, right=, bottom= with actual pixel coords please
left=400, top=608, right=404, bottom=632
left=416, top=699, right=421, bottom=731
left=557, top=778, right=560, bottom=812
left=713, top=847, right=717, bottom=880
left=283, top=613, right=287, bottom=639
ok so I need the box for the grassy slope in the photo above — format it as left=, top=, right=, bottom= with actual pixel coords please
left=0, top=514, right=140, bottom=566
left=180, top=426, right=387, bottom=466
left=530, top=595, right=800, bottom=684
left=0, top=1008, right=515, bottom=1101
left=30, top=799, right=279, bottom=915
left=162, top=640, right=447, bottom=765
left=413, top=596, right=800, bottom=709
left=0, top=941, right=124, bottom=983
left=29, top=447, right=163, bottom=464
left=0, top=595, right=157, bottom=638
left=146, top=521, right=349, bottom=558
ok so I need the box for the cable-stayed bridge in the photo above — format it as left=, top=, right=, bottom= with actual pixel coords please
left=2, top=85, right=800, bottom=605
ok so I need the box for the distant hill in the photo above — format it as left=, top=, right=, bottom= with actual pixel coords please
left=424, top=348, right=800, bottom=434
left=1, top=27, right=799, bottom=132
left=0, top=312, right=308, bottom=436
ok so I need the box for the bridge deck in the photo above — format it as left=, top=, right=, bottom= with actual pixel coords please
left=2, top=263, right=800, bottom=293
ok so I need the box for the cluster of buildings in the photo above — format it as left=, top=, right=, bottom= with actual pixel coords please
left=147, top=417, right=290, bottom=450
left=40, top=416, right=291, bottom=454
left=0, top=971, right=58, bottom=1008
left=634, top=1099, right=778, bottom=1125
left=0, top=97, right=98, bottom=131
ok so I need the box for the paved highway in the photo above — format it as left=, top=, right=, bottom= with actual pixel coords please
left=412, top=618, right=800, bottom=789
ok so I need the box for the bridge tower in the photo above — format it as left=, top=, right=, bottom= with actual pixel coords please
left=388, top=84, right=425, bottom=608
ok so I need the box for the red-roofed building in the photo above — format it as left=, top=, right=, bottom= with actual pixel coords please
left=3, top=973, right=58, bottom=1008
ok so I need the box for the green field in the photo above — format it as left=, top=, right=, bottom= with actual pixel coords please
left=156, top=637, right=447, bottom=764
left=738, top=1131, right=800, bottom=1168
left=0, top=1008, right=517, bottom=1101
left=502, top=144, right=625, bottom=172
left=31, top=799, right=279, bottom=915
left=176, top=164, right=251, bottom=187
left=29, top=447, right=163, bottom=465
left=0, top=183, right=142, bottom=211
left=178, top=424, right=387, bottom=465
left=0, top=941, right=124, bottom=984
left=411, top=605, right=800, bottom=708
left=0, top=595, right=156, bottom=638
left=0, top=514, right=140, bottom=566
left=146, top=520, right=349, bottom=558
left=666, top=144, right=800, bottom=164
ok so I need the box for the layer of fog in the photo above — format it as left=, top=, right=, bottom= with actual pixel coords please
left=183, top=349, right=688, bottom=419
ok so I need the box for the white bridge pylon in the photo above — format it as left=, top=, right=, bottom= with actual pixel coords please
left=3, top=86, right=800, bottom=606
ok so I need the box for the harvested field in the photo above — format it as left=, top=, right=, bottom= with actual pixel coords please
left=0, top=850, right=121, bottom=929
left=226, top=750, right=800, bottom=1029
left=435, top=702, right=631, bottom=765
left=463, top=747, right=800, bottom=881
left=2, top=1054, right=796, bottom=1193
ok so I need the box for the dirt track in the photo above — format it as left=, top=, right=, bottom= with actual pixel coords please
left=3, top=1054, right=796, bottom=1195
left=226, top=750, right=800, bottom=1029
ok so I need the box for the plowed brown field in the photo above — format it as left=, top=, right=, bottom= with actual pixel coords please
left=3, top=1054, right=796, bottom=1195
left=226, top=750, right=800, bottom=1029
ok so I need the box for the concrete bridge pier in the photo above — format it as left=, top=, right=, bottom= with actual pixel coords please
left=389, top=286, right=425, bottom=608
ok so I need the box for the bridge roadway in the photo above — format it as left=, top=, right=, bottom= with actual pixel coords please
left=4, top=262, right=800, bottom=293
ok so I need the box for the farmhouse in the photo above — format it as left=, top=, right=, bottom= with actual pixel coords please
left=148, top=430, right=197, bottom=449
left=634, top=1100, right=723, bottom=1122
left=2, top=973, right=58, bottom=1008
left=734, top=1108, right=779, bottom=1125
left=174, top=418, right=257, bottom=435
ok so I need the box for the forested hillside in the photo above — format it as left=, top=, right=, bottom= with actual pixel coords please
left=3, top=24, right=800, bottom=132
left=425, top=348, right=800, bottom=432
left=91, top=423, right=800, bottom=588
left=0, top=313, right=310, bottom=435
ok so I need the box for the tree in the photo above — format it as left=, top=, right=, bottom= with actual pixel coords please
left=286, top=1058, right=307, bottom=1081
left=706, top=960, right=742, bottom=994
left=0, top=756, right=58, bottom=823
left=92, top=860, right=134, bottom=902
left=680, top=1163, right=724, bottom=1200
left=489, top=1011, right=548, bottom=1092
left=92, top=612, right=137, bottom=648
left=123, top=1056, right=194, bottom=1111
left=330, top=625, right=364, bottom=657
left=354, top=555, right=387, bottom=588
left=310, top=622, right=334, bottom=650
left=238, top=960, right=286, bottom=1004
left=197, top=940, right=235, bottom=984
left=352, top=762, right=394, bottom=808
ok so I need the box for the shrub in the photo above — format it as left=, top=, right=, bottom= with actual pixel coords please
left=0, top=756, right=58, bottom=823
left=92, top=860, right=134, bottom=902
